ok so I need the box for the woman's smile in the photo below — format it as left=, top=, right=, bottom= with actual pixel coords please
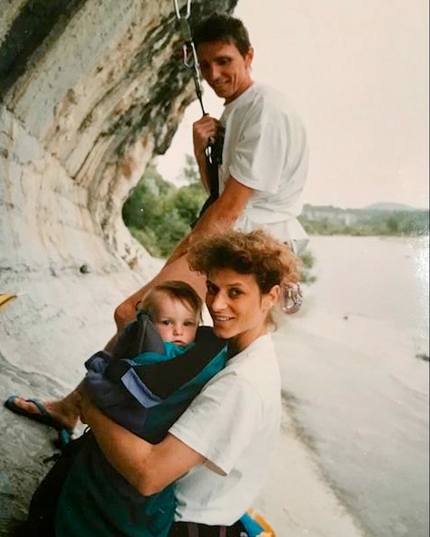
left=206, top=268, right=273, bottom=351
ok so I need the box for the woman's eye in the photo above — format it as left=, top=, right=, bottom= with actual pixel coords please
left=206, top=285, right=217, bottom=295
left=229, top=288, right=242, bottom=298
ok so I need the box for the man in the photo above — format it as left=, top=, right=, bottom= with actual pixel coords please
left=5, top=13, right=309, bottom=434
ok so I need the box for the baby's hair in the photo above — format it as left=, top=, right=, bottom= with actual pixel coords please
left=138, top=281, right=203, bottom=323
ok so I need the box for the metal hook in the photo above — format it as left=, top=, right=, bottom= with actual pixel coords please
left=281, top=283, right=303, bottom=314
left=183, top=42, right=199, bottom=69
left=173, top=0, right=191, bottom=20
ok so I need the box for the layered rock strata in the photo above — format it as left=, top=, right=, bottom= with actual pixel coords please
left=0, top=1, right=236, bottom=533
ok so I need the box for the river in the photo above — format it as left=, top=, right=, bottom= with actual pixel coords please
left=274, top=236, right=429, bottom=537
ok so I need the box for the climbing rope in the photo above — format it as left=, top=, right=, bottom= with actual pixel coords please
left=172, top=0, right=220, bottom=209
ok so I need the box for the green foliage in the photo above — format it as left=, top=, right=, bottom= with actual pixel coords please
left=123, top=158, right=318, bottom=285
left=122, top=159, right=206, bottom=258
left=182, top=154, right=200, bottom=184
left=299, top=249, right=316, bottom=284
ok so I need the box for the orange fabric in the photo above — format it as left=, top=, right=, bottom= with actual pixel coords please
left=246, top=508, right=276, bottom=536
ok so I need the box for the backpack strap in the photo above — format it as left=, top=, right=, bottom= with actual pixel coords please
left=110, top=311, right=164, bottom=361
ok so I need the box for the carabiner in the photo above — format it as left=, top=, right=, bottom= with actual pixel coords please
left=182, top=42, right=198, bottom=69
left=173, top=0, right=191, bottom=20
left=281, top=283, right=303, bottom=314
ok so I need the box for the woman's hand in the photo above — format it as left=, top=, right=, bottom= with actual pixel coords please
left=192, top=115, right=219, bottom=160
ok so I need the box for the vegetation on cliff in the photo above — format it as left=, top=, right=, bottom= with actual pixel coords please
left=123, top=156, right=206, bottom=258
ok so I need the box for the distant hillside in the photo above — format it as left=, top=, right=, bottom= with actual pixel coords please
left=365, top=202, right=418, bottom=212
left=300, top=204, right=429, bottom=237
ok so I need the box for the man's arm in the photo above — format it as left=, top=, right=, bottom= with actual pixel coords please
left=165, top=114, right=255, bottom=265
left=166, top=176, right=253, bottom=265
left=80, top=391, right=205, bottom=496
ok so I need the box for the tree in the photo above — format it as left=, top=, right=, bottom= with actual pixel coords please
left=122, top=160, right=206, bottom=257
left=182, top=154, right=201, bottom=184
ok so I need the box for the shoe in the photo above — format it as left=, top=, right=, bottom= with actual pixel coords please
left=4, top=395, right=73, bottom=436
left=54, top=428, right=73, bottom=450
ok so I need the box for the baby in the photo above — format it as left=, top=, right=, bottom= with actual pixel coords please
left=25, top=280, right=272, bottom=537
left=82, top=280, right=227, bottom=441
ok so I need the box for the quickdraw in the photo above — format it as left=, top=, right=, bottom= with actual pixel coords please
left=172, top=0, right=220, bottom=208
left=173, top=0, right=206, bottom=115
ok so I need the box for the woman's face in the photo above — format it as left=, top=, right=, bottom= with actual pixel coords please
left=205, top=268, right=280, bottom=351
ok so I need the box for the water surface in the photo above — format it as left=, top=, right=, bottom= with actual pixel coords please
left=276, top=236, right=429, bottom=537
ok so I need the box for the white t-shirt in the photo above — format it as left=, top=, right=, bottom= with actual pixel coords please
left=169, top=334, right=281, bottom=525
left=219, top=82, right=309, bottom=251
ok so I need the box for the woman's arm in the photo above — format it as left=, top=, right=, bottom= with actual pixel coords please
left=80, top=390, right=205, bottom=496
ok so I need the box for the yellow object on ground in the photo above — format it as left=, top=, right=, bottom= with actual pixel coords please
left=0, top=293, right=18, bottom=311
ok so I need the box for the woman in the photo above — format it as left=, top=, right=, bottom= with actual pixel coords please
left=49, top=229, right=300, bottom=536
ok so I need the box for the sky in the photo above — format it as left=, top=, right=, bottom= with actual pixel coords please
left=157, top=0, right=429, bottom=209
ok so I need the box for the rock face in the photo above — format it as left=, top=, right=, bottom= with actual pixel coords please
left=0, top=1, right=236, bottom=533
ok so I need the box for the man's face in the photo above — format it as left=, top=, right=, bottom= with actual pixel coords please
left=197, top=41, right=254, bottom=104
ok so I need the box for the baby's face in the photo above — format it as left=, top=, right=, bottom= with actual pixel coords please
left=152, top=294, right=198, bottom=346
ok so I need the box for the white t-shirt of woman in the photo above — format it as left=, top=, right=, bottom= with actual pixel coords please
left=169, top=334, right=281, bottom=526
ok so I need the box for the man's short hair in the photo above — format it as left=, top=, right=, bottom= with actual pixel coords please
left=192, top=12, right=251, bottom=57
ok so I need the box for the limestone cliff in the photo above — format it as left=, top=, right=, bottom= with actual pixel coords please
left=0, top=1, right=236, bottom=533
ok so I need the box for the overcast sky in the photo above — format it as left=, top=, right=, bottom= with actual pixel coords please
left=157, top=0, right=429, bottom=209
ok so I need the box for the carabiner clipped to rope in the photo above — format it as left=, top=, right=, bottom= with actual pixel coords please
left=173, top=0, right=191, bottom=20
left=172, top=0, right=206, bottom=115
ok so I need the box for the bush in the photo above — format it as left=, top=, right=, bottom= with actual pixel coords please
left=122, top=161, right=206, bottom=258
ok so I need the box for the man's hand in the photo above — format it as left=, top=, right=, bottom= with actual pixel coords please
left=193, top=115, right=219, bottom=160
